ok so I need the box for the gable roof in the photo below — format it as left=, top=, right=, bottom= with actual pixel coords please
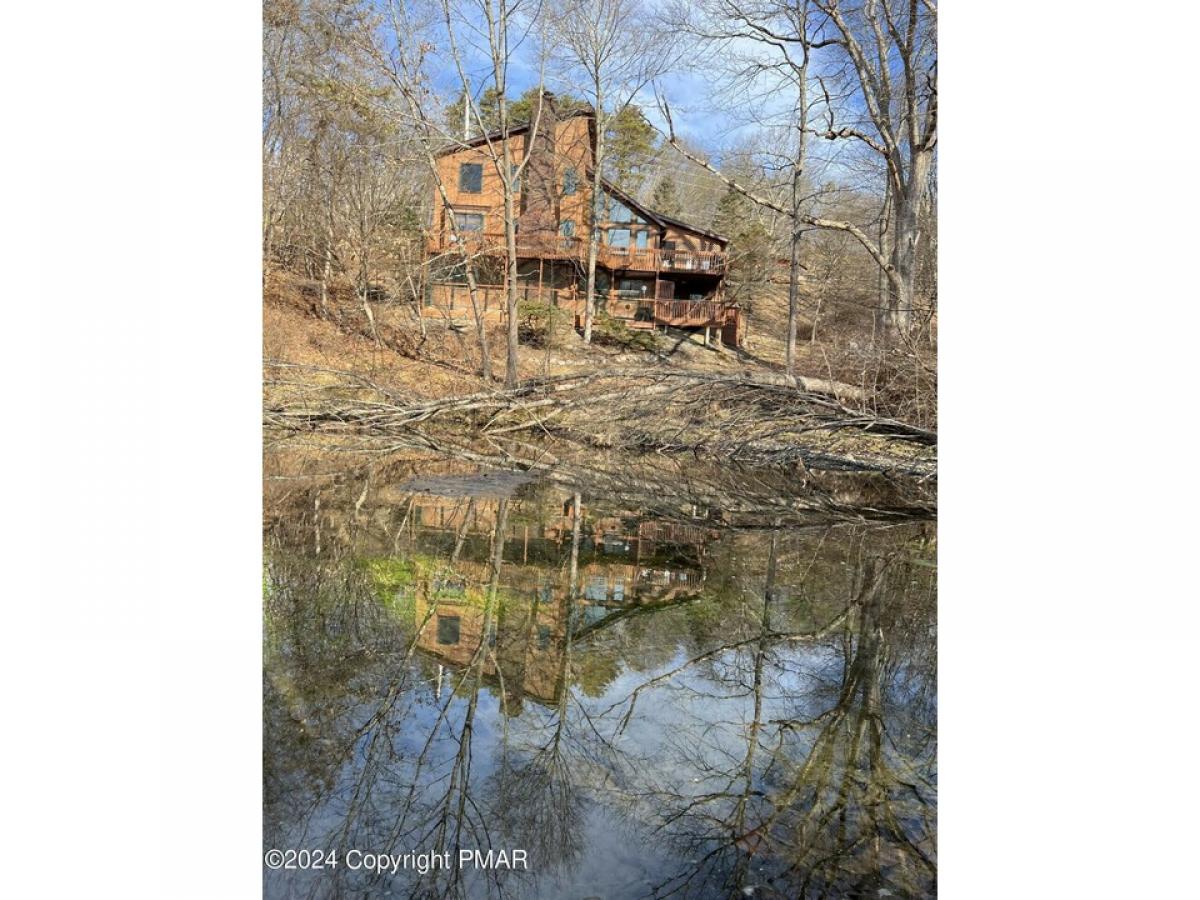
left=601, top=178, right=728, bottom=244
left=434, top=106, right=593, bottom=157
left=435, top=105, right=729, bottom=245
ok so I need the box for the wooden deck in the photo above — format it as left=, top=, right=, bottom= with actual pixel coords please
left=643, top=298, right=734, bottom=328
left=428, top=233, right=726, bottom=275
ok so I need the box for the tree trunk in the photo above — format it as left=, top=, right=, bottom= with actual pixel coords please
left=886, top=166, right=929, bottom=336
left=785, top=38, right=809, bottom=376
left=582, top=86, right=605, bottom=345
left=319, top=196, right=334, bottom=319
left=502, top=130, right=521, bottom=388
left=786, top=222, right=801, bottom=375
left=357, top=252, right=380, bottom=348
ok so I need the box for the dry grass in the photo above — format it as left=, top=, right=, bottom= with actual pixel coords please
left=264, top=266, right=934, bottom=428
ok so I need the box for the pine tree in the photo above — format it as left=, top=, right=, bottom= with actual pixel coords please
left=445, top=88, right=588, bottom=138
left=711, top=184, right=747, bottom=237
left=650, top=175, right=680, bottom=216
left=604, top=106, right=658, bottom=193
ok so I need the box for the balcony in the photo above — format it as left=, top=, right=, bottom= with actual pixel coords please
left=427, top=231, right=726, bottom=274
left=633, top=298, right=736, bottom=328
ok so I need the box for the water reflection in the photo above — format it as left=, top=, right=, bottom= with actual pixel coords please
left=264, top=465, right=936, bottom=899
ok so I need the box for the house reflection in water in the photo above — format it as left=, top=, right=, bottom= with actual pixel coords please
left=402, top=486, right=717, bottom=714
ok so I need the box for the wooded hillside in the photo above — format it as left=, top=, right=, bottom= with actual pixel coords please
left=264, top=0, right=936, bottom=429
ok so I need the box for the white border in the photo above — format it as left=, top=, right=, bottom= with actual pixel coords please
left=6, top=2, right=261, bottom=896
left=4, top=1, right=1200, bottom=897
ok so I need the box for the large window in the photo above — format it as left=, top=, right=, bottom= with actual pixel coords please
left=607, top=228, right=631, bottom=249
left=609, top=197, right=633, bottom=223
left=453, top=211, right=484, bottom=232
left=458, top=162, right=482, bottom=193
left=635, top=230, right=649, bottom=250
left=607, top=195, right=645, bottom=224
left=563, top=167, right=577, bottom=195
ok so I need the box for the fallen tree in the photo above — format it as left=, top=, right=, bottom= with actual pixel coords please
left=264, top=365, right=937, bottom=486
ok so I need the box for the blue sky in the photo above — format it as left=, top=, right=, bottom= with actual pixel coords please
left=398, top=0, right=879, bottom=192
left=408, top=1, right=763, bottom=156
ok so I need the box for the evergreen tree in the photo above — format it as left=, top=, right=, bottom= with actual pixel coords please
left=650, top=175, right=680, bottom=216
left=603, top=106, right=658, bottom=192
left=710, top=184, right=772, bottom=309
left=445, top=88, right=588, bottom=137
left=711, top=183, right=748, bottom=237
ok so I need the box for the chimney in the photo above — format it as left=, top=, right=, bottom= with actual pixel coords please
left=519, top=89, right=561, bottom=240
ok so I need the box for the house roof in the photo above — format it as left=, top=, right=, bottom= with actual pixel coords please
left=437, top=104, right=729, bottom=245
left=434, top=106, right=593, bottom=157
left=600, top=178, right=729, bottom=245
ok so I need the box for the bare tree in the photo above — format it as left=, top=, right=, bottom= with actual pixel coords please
left=438, top=0, right=549, bottom=387
left=656, top=0, right=935, bottom=342
left=362, top=0, right=509, bottom=381
left=663, top=0, right=819, bottom=376
left=811, top=0, right=936, bottom=334
left=548, top=0, right=671, bottom=343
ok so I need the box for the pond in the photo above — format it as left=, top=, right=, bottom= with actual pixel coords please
left=264, top=458, right=936, bottom=899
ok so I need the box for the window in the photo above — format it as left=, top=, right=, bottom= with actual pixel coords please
left=560, top=220, right=575, bottom=237
left=458, top=162, right=482, bottom=193
left=609, top=197, right=633, bottom=223
left=607, top=228, right=631, bottom=249
left=635, top=231, right=648, bottom=250
left=436, top=615, right=461, bottom=646
left=563, top=167, right=577, bottom=195
left=454, top=211, right=484, bottom=232
left=510, top=163, right=520, bottom=194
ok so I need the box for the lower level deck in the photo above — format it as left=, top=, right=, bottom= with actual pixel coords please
left=424, top=281, right=744, bottom=348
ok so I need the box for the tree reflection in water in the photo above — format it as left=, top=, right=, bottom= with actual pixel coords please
left=264, top=466, right=935, bottom=899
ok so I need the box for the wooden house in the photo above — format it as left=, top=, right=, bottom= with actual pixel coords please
left=425, top=94, right=744, bottom=347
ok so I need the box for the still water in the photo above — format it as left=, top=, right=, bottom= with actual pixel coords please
left=264, top=461, right=936, bottom=899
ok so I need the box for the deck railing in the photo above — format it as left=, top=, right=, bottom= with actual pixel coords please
left=638, top=298, right=734, bottom=327
left=428, top=231, right=726, bottom=274
left=424, top=281, right=738, bottom=339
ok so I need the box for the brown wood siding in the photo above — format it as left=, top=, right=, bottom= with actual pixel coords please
left=427, top=109, right=732, bottom=336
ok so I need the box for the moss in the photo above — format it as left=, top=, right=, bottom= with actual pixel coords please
left=360, top=557, right=417, bottom=594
